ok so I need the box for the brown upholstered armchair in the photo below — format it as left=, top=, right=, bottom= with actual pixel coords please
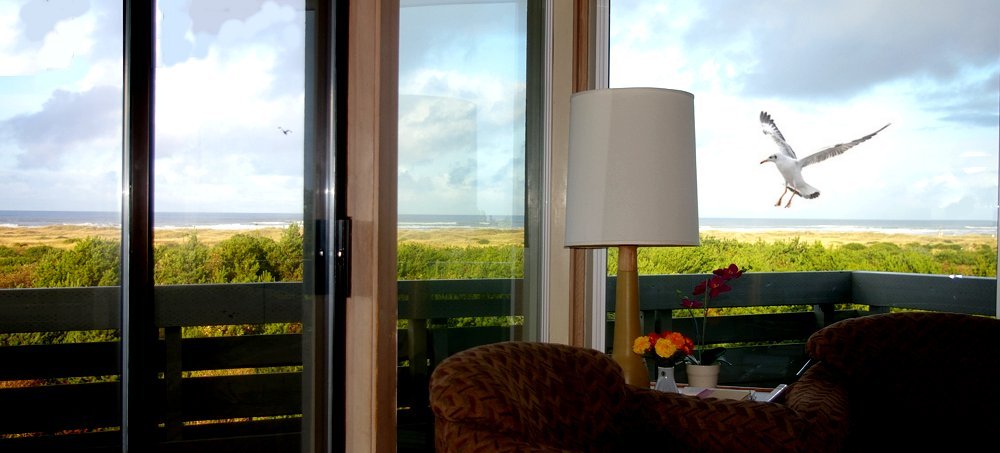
left=430, top=312, right=1000, bottom=452
left=429, top=341, right=846, bottom=452
left=801, top=311, right=1000, bottom=452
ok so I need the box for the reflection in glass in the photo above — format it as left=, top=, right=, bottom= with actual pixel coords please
left=397, top=1, right=533, bottom=449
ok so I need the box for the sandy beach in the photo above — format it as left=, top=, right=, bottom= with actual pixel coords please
left=0, top=225, right=291, bottom=250
left=0, top=225, right=995, bottom=251
left=396, top=227, right=997, bottom=249
left=699, top=229, right=997, bottom=249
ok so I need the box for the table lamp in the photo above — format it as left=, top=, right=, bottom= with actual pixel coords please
left=565, top=87, right=700, bottom=387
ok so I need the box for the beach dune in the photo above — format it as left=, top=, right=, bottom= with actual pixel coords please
left=2, top=225, right=994, bottom=251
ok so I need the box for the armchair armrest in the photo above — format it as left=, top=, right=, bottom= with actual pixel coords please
left=783, top=363, right=850, bottom=452
left=433, top=422, right=567, bottom=453
left=621, top=387, right=809, bottom=453
left=430, top=341, right=627, bottom=451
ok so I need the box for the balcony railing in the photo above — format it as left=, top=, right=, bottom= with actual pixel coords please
left=0, top=272, right=994, bottom=452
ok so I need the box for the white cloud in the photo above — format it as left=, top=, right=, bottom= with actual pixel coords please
left=156, top=47, right=279, bottom=138
left=1, top=0, right=307, bottom=214
left=0, top=1, right=95, bottom=76
left=398, top=65, right=526, bottom=216
left=611, top=0, right=998, bottom=220
left=149, top=2, right=306, bottom=213
left=961, top=151, right=992, bottom=159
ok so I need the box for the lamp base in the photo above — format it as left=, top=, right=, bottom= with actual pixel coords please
left=611, top=246, right=649, bottom=387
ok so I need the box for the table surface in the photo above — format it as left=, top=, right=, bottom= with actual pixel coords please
left=659, top=383, right=781, bottom=402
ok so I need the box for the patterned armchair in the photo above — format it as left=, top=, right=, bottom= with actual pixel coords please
left=802, top=311, right=1000, bottom=452
left=429, top=341, right=846, bottom=452
left=430, top=312, right=1000, bottom=452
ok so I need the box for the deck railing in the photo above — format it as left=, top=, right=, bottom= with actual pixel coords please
left=0, top=272, right=994, bottom=451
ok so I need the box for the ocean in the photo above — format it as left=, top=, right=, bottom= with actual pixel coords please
left=0, top=211, right=995, bottom=237
left=699, top=217, right=998, bottom=237
left=0, top=211, right=301, bottom=230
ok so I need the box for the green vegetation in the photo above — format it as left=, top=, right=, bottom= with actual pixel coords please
left=1, top=230, right=994, bottom=343
left=0, top=229, right=995, bottom=386
left=397, top=242, right=522, bottom=279
left=0, top=225, right=306, bottom=351
left=2, top=230, right=993, bottom=289
left=0, top=224, right=305, bottom=289
left=623, top=237, right=996, bottom=277
left=34, top=237, right=121, bottom=287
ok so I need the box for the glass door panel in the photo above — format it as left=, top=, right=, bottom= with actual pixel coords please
left=0, top=0, right=123, bottom=449
left=397, top=1, right=537, bottom=449
left=152, top=0, right=308, bottom=448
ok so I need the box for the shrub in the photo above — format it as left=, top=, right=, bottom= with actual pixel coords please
left=206, top=233, right=280, bottom=283
left=34, top=238, right=120, bottom=287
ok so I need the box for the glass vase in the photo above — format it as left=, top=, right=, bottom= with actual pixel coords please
left=654, top=366, right=679, bottom=393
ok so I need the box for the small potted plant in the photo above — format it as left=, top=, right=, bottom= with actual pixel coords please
left=677, top=263, right=748, bottom=387
left=632, top=330, right=694, bottom=392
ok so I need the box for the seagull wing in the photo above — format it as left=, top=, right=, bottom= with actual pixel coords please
left=760, top=111, right=797, bottom=159
left=799, top=123, right=890, bottom=168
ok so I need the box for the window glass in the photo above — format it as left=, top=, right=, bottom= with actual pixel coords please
left=397, top=0, right=534, bottom=449
left=609, top=0, right=998, bottom=386
left=0, top=0, right=123, bottom=442
left=152, top=0, right=306, bottom=446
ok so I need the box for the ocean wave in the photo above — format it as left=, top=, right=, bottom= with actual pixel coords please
left=156, top=221, right=302, bottom=231
left=0, top=222, right=121, bottom=228
left=700, top=225, right=997, bottom=236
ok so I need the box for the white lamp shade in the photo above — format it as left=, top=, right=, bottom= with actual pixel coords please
left=565, top=87, right=700, bottom=247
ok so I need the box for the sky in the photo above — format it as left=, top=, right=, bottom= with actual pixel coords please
left=398, top=1, right=526, bottom=217
left=610, top=0, right=999, bottom=220
left=0, top=0, right=997, bottom=221
left=0, top=0, right=305, bottom=214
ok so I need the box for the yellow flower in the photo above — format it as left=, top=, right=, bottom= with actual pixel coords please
left=654, top=337, right=678, bottom=359
left=633, top=335, right=652, bottom=355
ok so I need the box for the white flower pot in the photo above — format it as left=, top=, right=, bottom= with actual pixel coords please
left=686, top=363, right=721, bottom=388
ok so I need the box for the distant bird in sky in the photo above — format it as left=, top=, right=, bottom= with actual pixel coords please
left=277, top=126, right=292, bottom=135
left=759, top=111, right=890, bottom=208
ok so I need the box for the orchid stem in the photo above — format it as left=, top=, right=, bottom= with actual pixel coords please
left=687, top=307, right=700, bottom=363
left=701, top=277, right=710, bottom=364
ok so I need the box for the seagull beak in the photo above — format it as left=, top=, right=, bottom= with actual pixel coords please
left=759, top=159, right=768, bottom=164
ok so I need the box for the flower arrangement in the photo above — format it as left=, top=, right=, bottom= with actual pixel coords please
left=632, top=330, right=694, bottom=368
left=678, top=263, right=748, bottom=366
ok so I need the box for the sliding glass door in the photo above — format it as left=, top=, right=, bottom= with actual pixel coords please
left=0, top=0, right=346, bottom=450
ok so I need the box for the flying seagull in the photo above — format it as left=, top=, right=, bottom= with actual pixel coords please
left=277, top=126, right=292, bottom=135
left=759, top=111, right=890, bottom=208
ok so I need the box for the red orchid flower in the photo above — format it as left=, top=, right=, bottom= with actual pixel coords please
left=680, top=296, right=703, bottom=309
left=706, top=275, right=732, bottom=298
left=692, top=280, right=706, bottom=296
left=712, top=264, right=743, bottom=281
left=693, top=276, right=732, bottom=298
left=713, top=263, right=744, bottom=281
